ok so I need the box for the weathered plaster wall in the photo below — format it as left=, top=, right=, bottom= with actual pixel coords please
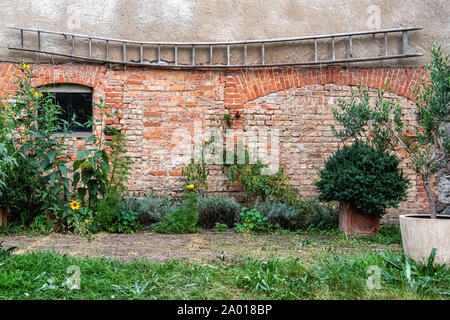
left=0, top=0, right=449, bottom=66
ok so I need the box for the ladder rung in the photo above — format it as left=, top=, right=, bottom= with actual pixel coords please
left=314, top=39, right=318, bottom=62
left=244, top=43, right=247, bottom=65
left=403, top=31, right=408, bottom=55
left=209, top=45, right=213, bottom=65
left=332, top=37, right=335, bottom=61
left=157, top=44, right=161, bottom=63
left=348, top=36, right=352, bottom=58
left=261, top=43, right=265, bottom=65
left=384, top=33, right=388, bottom=56
left=174, top=45, right=178, bottom=65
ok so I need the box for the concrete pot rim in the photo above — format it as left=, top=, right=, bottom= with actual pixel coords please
left=399, top=214, right=450, bottom=221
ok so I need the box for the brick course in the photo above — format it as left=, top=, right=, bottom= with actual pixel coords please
left=0, top=63, right=430, bottom=217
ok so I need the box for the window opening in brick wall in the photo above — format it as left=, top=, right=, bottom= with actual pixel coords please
left=40, top=84, right=93, bottom=133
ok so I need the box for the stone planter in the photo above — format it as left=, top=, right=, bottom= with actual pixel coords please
left=400, top=214, right=450, bottom=264
left=339, top=203, right=380, bottom=236
left=0, top=206, right=6, bottom=227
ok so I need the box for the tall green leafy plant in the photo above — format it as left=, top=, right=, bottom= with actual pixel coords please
left=0, top=63, right=73, bottom=219
left=72, top=100, right=130, bottom=210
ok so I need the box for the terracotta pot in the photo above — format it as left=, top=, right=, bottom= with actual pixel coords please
left=0, top=206, right=7, bottom=227
left=339, top=203, right=380, bottom=236
left=400, top=214, right=450, bottom=264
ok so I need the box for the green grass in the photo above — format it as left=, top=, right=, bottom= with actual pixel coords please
left=0, top=249, right=448, bottom=300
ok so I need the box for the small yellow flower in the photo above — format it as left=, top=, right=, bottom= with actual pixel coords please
left=85, top=219, right=92, bottom=223
left=22, top=63, right=30, bottom=69
left=186, top=184, right=195, bottom=191
left=70, top=200, right=81, bottom=211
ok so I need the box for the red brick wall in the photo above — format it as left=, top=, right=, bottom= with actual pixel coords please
left=0, top=63, right=429, bottom=217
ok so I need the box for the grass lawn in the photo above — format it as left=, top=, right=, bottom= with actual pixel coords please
left=0, top=226, right=449, bottom=300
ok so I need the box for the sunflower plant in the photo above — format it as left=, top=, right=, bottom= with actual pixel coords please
left=0, top=62, right=76, bottom=225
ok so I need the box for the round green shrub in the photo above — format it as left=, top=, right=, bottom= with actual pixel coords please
left=315, top=141, right=409, bottom=217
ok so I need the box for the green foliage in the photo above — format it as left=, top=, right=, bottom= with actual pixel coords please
left=123, top=193, right=174, bottom=226
left=105, top=129, right=133, bottom=196
left=0, top=241, right=17, bottom=261
left=72, top=100, right=111, bottom=210
left=0, top=63, right=73, bottom=219
left=29, top=215, right=54, bottom=235
left=330, top=44, right=450, bottom=217
left=213, top=222, right=228, bottom=232
left=154, top=193, right=199, bottom=234
left=254, top=199, right=302, bottom=230
left=181, top=158, right=209, bottom=194
left=234, top=207, right=269, bottom=233
left=0, top=247, right=448, bottom=299
left=223, top=113, right=233, bottom=127
left=95, top=191, right=140, bottom=234
left=71, top=103, right=132, bottom=233
left=302, top=200, right=339, bottom=230
left=197, top=195, right=240, bottom=228
left=316, top=141, right=409, bottom=217
left=0, top=156, right=43, bottom=225
left=72, top=148, right=109, bottom=211
left=224, top=148, right=298, bottom=204
left=361, top=224, right=402, bottom=245
left=380, top=249, right=449, bottom=296
left=114, top=210, right=141, bottom=234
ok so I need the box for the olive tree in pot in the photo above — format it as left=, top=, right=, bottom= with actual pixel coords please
left=396, top=45, right=450, bottom=264
left=319, top=44, right=449, bottom=262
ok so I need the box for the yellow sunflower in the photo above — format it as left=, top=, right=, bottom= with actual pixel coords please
left=70, top=200, right=81, bottom=211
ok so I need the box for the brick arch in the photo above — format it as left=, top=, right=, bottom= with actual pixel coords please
left=31, top=64, right=107, bottom=89
left=224, top=67, right=427, bottom=112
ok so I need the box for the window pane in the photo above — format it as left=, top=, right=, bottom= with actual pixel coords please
left=47, top=92, right=93, bottom=132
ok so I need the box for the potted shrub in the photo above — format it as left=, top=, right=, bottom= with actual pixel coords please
left=320, top=44, right=449, bottom=262
left=316, top=141, right=409, bottom=236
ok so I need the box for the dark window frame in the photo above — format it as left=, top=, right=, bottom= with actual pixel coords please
left=39, top=84, right=94, bottom=135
